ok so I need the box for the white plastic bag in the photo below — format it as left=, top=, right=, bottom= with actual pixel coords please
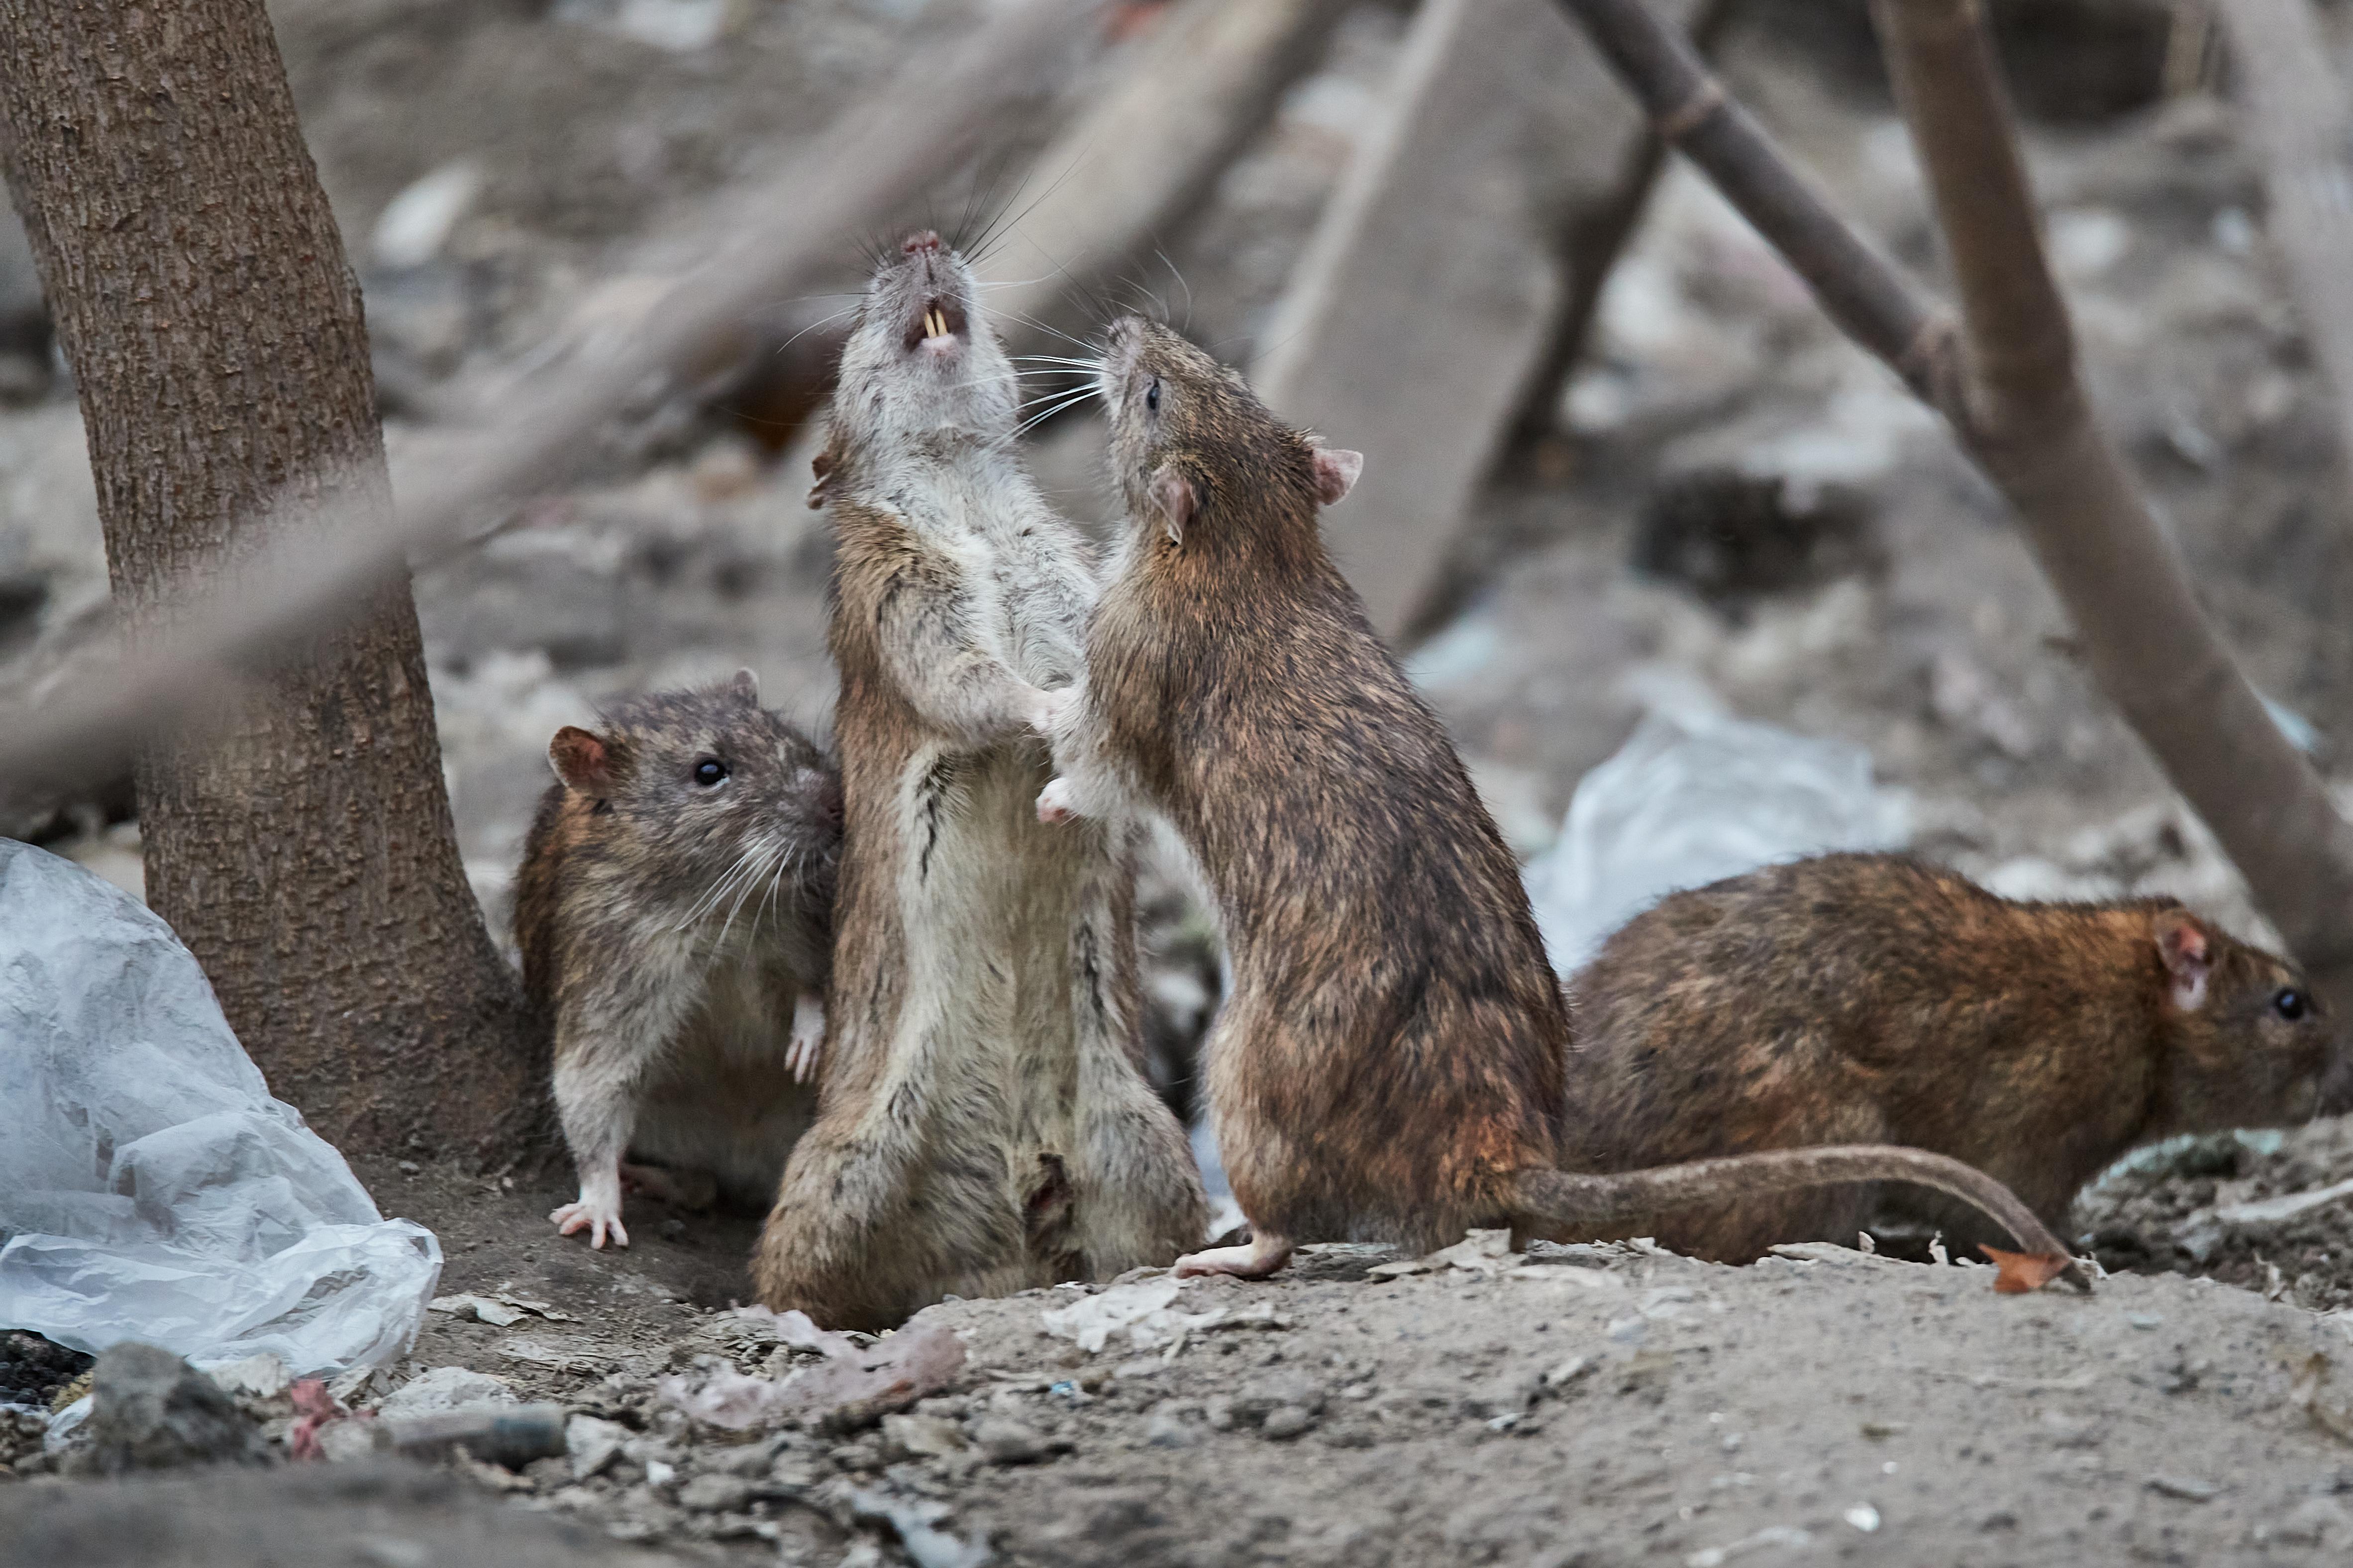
left=0, top=840, right=441, bottom=1374
left=1524, top=707, right=1908, bottom=974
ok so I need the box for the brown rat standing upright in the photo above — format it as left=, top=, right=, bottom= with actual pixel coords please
left=1038, top=316, right=2081, bottom=1287
left=513, top=673, right=840, bottom=1249
left=1565, top=852, right=2348, bottom=1260
left=751, top=236, right=1205, bottom=1330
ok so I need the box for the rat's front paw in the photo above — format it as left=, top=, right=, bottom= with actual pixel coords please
left=1036, top=776, right=1078, bottom=825
left=550, top=1196, right=629, bottom=1250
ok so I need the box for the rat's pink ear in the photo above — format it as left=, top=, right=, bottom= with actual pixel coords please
left=1312, top=446, right=1363, bottom=507
left=729, top=668, right=760, bottom=703
left=2154, top=909, right=2212, bottom=1011
left=1150, top=464, right=1196, bottom=547
left=549, top=726, right=615, bottom=795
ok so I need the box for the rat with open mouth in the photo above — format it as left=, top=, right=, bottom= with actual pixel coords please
left=751, top=234, right=1205, bottom=1330
left=1034, top=317, right=2084, bottom=1291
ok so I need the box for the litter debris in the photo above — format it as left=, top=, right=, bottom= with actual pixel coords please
left=1367, top=1228, right=1521, bottom=1279
left=387, top=1403, right=569, bottom=1469
left=658, top=1312, right=965, bottom=1432
left=1038, top=1277, right=1290, bottom=1355
left=378, top=1367, right=517, bottom=1420
left=1685, top=1524, right=1812, bottom=1566
left=2147, top=1474, right=2222, bottom=1502
left=2210, top=1177, right=2353, bottom=1228
left=843, top=1485, right=992, bottom=1568
left=565, top=1413, right=630, bottom=1479
left=205, top=1352, right=293, bottom=1401
left=1522, top=706, right=1906, bottom=973
left=428, top=1288, right=578, bottom=1328
left=0, top=844, right=442, bottom=1376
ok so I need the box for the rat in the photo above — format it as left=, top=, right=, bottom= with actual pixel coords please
left=512, top=671, right=841, bottom=1250
left=1564, top=851, right=2347, bottom=1261
left=1035, top=316, right=2083, bottom=1289
left=750, top=233, right=1206, bottom=1330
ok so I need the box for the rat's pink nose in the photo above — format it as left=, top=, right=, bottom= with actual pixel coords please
left=902, top=230, right=941, bottom=254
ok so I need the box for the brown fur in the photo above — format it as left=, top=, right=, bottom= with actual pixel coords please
left=750, top=237, right=1205, bottom=1330
left=1566, top=852, right=2343, bottom=1259
left=513, top=675, right=839, bottom=1248
left=1046, top=319, right=2075, bottom=1276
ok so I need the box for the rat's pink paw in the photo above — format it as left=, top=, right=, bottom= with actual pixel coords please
left=1036, top=777, right=1077, bottom=825
left=787, top=1021, right=823, bottom=1083
left=550, top=1198, right=628, bottom=1250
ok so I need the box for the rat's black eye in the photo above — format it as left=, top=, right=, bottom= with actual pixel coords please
left=1144, top=377, right=1160, bottom=415
left=692, top=758, right=728, bottom=788
left=2275, top=987, right=2309, bottom=1021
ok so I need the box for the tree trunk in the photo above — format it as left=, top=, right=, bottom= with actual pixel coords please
left=0, top=0, right=546, bottom=1162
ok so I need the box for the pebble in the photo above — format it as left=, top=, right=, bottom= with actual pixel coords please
left=2147, top=1474, right=2221, bottom=1502
left=677, top=1473, right=754, bottom=1512
left=972, top=1418, right=1046, bottom=1465
left=1261, top=1406, right=1317, bottom=1441
left=566, top=1414, right=630, bottom=1481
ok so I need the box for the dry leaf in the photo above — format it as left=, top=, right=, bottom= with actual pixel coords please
left=1980, top=1246, right=2071, bottom=1293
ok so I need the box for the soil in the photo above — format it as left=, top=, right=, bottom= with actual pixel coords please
left=20, top=1157, right=2353, bottom=1566
left=10, top=0, right=2353, bottom=1561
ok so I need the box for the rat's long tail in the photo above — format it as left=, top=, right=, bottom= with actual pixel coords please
left=1512, top=1146, right=2090, bottom=1291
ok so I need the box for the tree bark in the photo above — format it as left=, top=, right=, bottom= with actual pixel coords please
left=0, top=0, right=545, bottom=1161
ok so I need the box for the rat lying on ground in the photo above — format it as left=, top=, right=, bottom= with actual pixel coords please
left=1565, top=852, right=2347, bottom=1260
left=1037, top=316, right=2082, bottom=1290
left=751, top=235, right=1204, bottom=1330
left=514, top=673, right=839, bottom=1249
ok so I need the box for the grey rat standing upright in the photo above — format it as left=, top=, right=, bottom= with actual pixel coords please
left=1566, top=852, right=2347, bottom=1260
left=513, top=672, right=840, bottom=1249
left=751, top=234, right=1205, bottom=1330
left=1038, top=317, right=2079, bottom=1288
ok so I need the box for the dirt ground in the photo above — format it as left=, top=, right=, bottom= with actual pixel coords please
left=21, top=1156, right=2353, bottom=1567
left=12, top=0, right=2353, bottom=1561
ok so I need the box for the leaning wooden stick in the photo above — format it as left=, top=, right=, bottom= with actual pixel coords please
left=1555, top=0, right=2353, bottom=1012
left=2212, top=0, right=2353, bottom=500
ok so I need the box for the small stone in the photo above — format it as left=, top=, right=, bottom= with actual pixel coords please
left=2276, top=1495, right=2350, bottom=1546
left=1203, top=1397, right=1236, bottom=1432
left=85, top=1342, right=271, bottom=1473
left=973, top=1417, right=1046, bottom=1465
left=678, top=1473, right=755, bottom=1512
left=566, top=1414, right=630, bottom=1480
left=399, top=1160, right=422, bottom=1175
left=2147, top=1474, right=2221, bottom=1502
left=882, top=1412, right=969, bottom=1459
left=316, top=1417, right=393, bottom=1464
left=1144, top=1405, right=1199, bottom=1449
left=378, top=1366, right=516, bottom=1421
left=644, top=1458, right=677, bottom=1487
left=1261, top=1406, right=1317, bottom=1441
left=1843, top=1504, right=1880, bottom=1533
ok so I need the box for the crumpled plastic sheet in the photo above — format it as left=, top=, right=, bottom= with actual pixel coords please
left=0, top=840, right=441, bottom=1376
left=1523, top=706, right=1908, bottom=974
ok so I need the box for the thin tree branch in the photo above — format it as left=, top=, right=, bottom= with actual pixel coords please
left=1556, top=0, right=2353, bottom=999
left=0, top=0, right=1099, bottom=793
left=2213, top=0, right=2353, bottom=497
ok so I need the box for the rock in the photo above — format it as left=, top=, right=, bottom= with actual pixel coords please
left=565, top=1414, right=630, bottom=1480
left=314, top=1418, right=392, bottom=1464
left=971, top=1418, right=1046, bottom=1465
left=677, top=1473, right=755, bottom=1512
left=378, top=1366, right=516, bottom=1421
left=84, top=1342, right=272, bottom=1473
left=204, top=1353, right=291, bottom=1402
left=2275, top=1495, right=2351, bottom=1547
left=1143, top=1404, right=1199, bottom=1449
left=1260, top=1405, right=1318, bottom=1441
left=883, top=1412, right=969, bottom=1459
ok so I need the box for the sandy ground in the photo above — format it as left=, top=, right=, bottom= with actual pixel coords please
left=18, top=1155, right=2353, bottom=1567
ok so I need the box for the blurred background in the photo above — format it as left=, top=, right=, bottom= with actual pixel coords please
left=3, top=0, right=2350, bottom=1284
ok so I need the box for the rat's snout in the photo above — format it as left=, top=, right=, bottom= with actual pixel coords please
left=903, top=230, right=941, bottom=255
left=887, top=232, right=968, bottom=354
